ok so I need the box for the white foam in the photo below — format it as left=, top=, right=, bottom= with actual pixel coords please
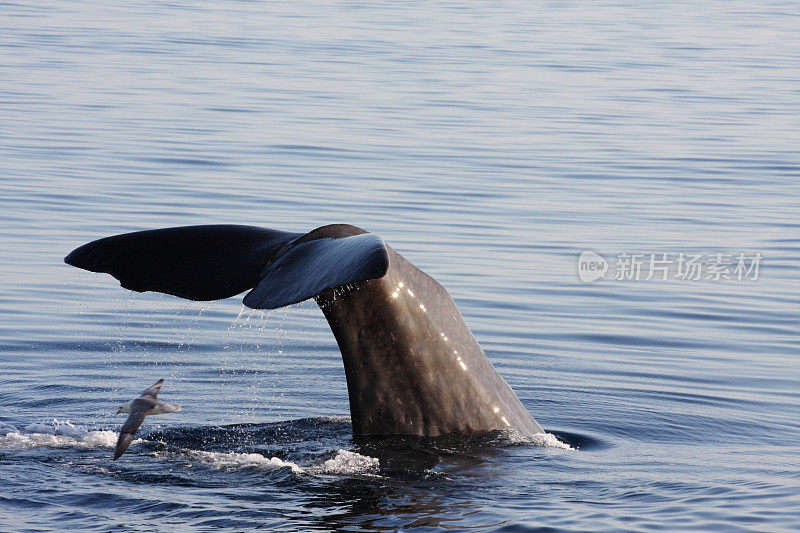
left=0, top=429, right=121, bottom=450
left=185, top=450, right=303, bottom=473
left=80, top=430, right=119, bottom=447
left=0, top=422, right=19, bottom=435
left=309, top=449, right=380, bottom=475
left=530, top=432, right=574, bottom=450
left=173, top=448, right=377, bottom=476
left=0, top=419, right=123, bottom=451
left=505, top=430, right=573, bottom=450
left=24, top=418, right=86, bottom=438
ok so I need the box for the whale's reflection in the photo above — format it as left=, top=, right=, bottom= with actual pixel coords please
left=304, top=479, right=503, bottom=532
left=297, top=432, right=516, bottom=532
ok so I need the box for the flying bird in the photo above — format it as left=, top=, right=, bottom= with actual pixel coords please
left=114, top=378, right=181, bottom=460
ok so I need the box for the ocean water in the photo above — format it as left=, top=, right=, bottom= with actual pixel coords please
left=1, top=1, right=799, bottom=531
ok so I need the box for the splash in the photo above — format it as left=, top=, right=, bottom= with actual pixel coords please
left=504, top=429, right=574, bottom=450
left=176, top=448, right=378, bottom=476
left=0, top=419, right=124, bottom=451
left=184, top=449, right=303, bottom=473
left=309, top=449, right=380, bottom=475
left=528, top=432, right=574, bottom=450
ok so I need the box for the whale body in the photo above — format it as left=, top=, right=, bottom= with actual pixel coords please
left=65, top=224, right=543, bottom=438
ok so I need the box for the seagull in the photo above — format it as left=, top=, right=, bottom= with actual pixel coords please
left=114, top=378, right=181, bottom=460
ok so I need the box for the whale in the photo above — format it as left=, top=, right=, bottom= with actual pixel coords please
left=65, top=224, right=544, bottom=438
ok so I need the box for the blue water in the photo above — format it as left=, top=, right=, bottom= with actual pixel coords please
left=1, top=1, right=799, bottom=531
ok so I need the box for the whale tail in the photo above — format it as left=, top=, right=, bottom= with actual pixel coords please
left=65, top=223, right=544, bottom=438
left=64, top=224, right=389, bottom=308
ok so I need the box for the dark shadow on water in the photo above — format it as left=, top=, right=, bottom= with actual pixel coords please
left=8, top=418, right=593, bottom=530
left=547, top=429, right=609, bottom=451
left=353, top=432, right=513, bottom=477
left=146, top=417, right=353, bottom=454
left=135, top=419, right=593, bottom=531
left=298, top=477, right=503, bottom=532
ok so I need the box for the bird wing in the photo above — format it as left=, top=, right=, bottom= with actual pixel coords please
left=139, top=379, right=164, bottom=399
left=153, top=400, right=182, bottom=414
left=114, top=399, right=151, bottom=460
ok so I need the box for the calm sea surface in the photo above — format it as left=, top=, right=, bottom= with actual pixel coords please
left=1, top=1, right=799, bottom=531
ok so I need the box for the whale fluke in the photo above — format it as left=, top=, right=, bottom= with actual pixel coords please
left=65, top=224, right=389, bottom=310
left=67, top=224, right=543, bottom=438
left=244, top=230, right=388, bottom=309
